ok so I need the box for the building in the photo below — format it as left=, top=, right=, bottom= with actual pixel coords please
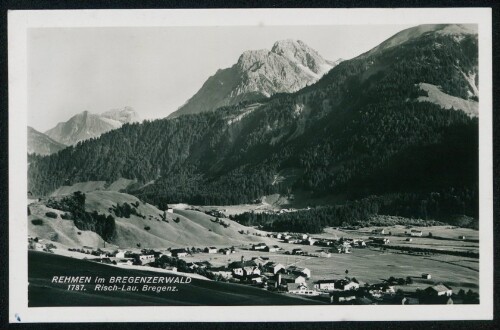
left=264, top=245, right=281, bottom=252
left=422, top=273, right=432, bottom=280
left=171, top=248, right=189, bottom=257
left=425, top=283, right=453, bottom=297
left=459, top=235, right=466, bottom=240
left=264, top=262, right=285, bottom=274
left=410, top=230, right=423, bottom=237
left=406, top=238, right=413, bottom=242
left=292, top=248, right=304, bottom=255
left=232, top=268, right=245, bottom=277
left=219, top=248, right=231, bottom=255
left=204, top=247, right=217, bottom=254
left=333, top=279, right=360, bottom=291
left=243, top=266, right=261, bottom=276
left=279, top=273, right=306, bottom=284
left=287, top=283, right=320, bottom=296
left=303, top=238, right=317, bottom=246
left=137, top=254, right=155, bottom=265
left=314, top=279, right=336, bottom=291
left=252, top=243, right=268, bottom=251
left=248, top=274, right=263, bottom=284
left=287, top=266, right=311, bottom=278
left=164, top=266, right=178, bottom=272
left=114, top=250, right=126, bottom=258
left=372, top=229, right=385, bottom=235
left=372, top=237, right=390, bottom=245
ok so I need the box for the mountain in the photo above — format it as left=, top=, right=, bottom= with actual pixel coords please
left=168, top=39, right=339, bottom=118
left=44, top=107, right=140, bottom=145
left=29, top=24, right=479, bottom=227
left=101, top=106, right=141, bottom=124
left=28, top=126, right=66, bottom=156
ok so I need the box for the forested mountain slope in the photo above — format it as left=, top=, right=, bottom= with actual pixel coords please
left=28, top=24, right=479, bottom=223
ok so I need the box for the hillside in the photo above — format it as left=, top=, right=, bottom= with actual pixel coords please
left=168, top=39, right=338, bottom=118
left=29, top=251, right=320, bottom=306
left=29, top=190, right=274, bottom=248
left=28, top=24, right=479, bottom=226
left=28, top=126, right=66, bottom=156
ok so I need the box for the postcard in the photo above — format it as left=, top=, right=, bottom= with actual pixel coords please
left=8, top=8, right=493, bottom=322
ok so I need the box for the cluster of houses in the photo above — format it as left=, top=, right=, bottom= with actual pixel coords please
left=267, top=232, right=367, bottom=254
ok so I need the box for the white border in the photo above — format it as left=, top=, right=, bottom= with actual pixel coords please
left=8, top=8, right=493, bottom=323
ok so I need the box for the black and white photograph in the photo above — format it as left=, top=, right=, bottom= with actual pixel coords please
left=8, top=8, right=493, bottom=322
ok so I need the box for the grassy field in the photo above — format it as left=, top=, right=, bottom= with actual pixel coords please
left=28, top=251, right=322, bottom=307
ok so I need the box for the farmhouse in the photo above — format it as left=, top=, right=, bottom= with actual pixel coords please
left=425, top=283, right=453, bottom=297
left=248, top=274, right=263, bottom=284
left=287, top=266, right=311, bottom=278
left=410, top=230, right=423, bottom=237
left=372, top=237, right=390, bottom=245
left=422, top=273, right=432, bottom=280
left=171, top=248, right=189, bottom=257
left=137, top=254, right=155, bottom=265
left=232, top=268, right=245, bottom=277
left=287, top=283, right=319, bottom=296
left=114, top=250, right=126, bottom=258
left=314, top=279, right=336, bottom=291
left=333, top=279, right=359, bottom=291
left=264, top=262, right=285, bottom=274
left=292, top=248, right=304, bottom=255
left=243, top=266, right=261, bottom=276
left=303, top=238, right=317, bottom=246
left=265, top=245, right=281, bottom=252
left=219, top=248, right=231, bottom=255
left=279, top=273, right=306, bottom=284
left=372, top=229, right=385, bottom=235
left=204, top=247, right=218, bottom=254
left=252, top=243, right=268, bottom=251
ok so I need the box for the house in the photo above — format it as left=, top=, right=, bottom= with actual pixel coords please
left=410, top=230, right=423, bottom=237
left=243, top=266, right=261, bottom=276
left=372, top=238, right=390, bottom=245
left=264, top=262, right=285, bottom=274
left=166, top=208, right=174, bottom=213
left=299, top=234, right=309, bottom=240
left=356, top=240, right=366, bottom=248
left=406, top=238, right=413, bottom=242
left=171, top=248, right=188, bottom=257
left=425, top=283, right=453, bottom=297
left=275, top=233, right=283, bottom=239
left=204, top=247, right=217, bottom=254
left=279, top=273, right=306, bottom=284
left=371, top=229, right=385, bottom=235
left=252, top=243, right=268, bottom=251
left=334, top=245, right=351, bottom=254
left=248, top=274, right=263, bottom=284
left=422, top=273, right=432, bottom=280
left=333, top=279, right=359, bottom=291
left=282, top=234, right=292, bottom=240
left=212, top=270, right=232, bottom=279
left=287, top=266, right=311, bottom=278
left=369, top=283, right=395, bottom=297
left=459, top=235, right=466, bottom=240
left=292, top=248, right=304, bottom=255
left=264, top=245, right=281, bottom=252
left=232, top=268, right=245, bottom=277
left=162, top=250, right=172, bottom=257
left=314, top=279, right=336, bottom=291
left=115, top=258, right=133, bottom=266
left=287, top=283, right=319, bottom=296
left=186, top=262, right=199, bottom=270
left=137, top=254, right=155, bottom=265
left=114, top=250, right=126, bottom=258
left=303, top=238, right=317, bottom=246
left=219, top=248, right=231, bottom=255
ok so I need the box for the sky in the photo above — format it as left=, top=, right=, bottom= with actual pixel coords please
left=28, top=24, right=413, bottom=132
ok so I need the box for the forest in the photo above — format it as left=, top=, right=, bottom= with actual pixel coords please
left=28, top=31, right=479, bottom=231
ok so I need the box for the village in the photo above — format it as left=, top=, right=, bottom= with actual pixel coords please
left=28, top=225, right=480, bottom=305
